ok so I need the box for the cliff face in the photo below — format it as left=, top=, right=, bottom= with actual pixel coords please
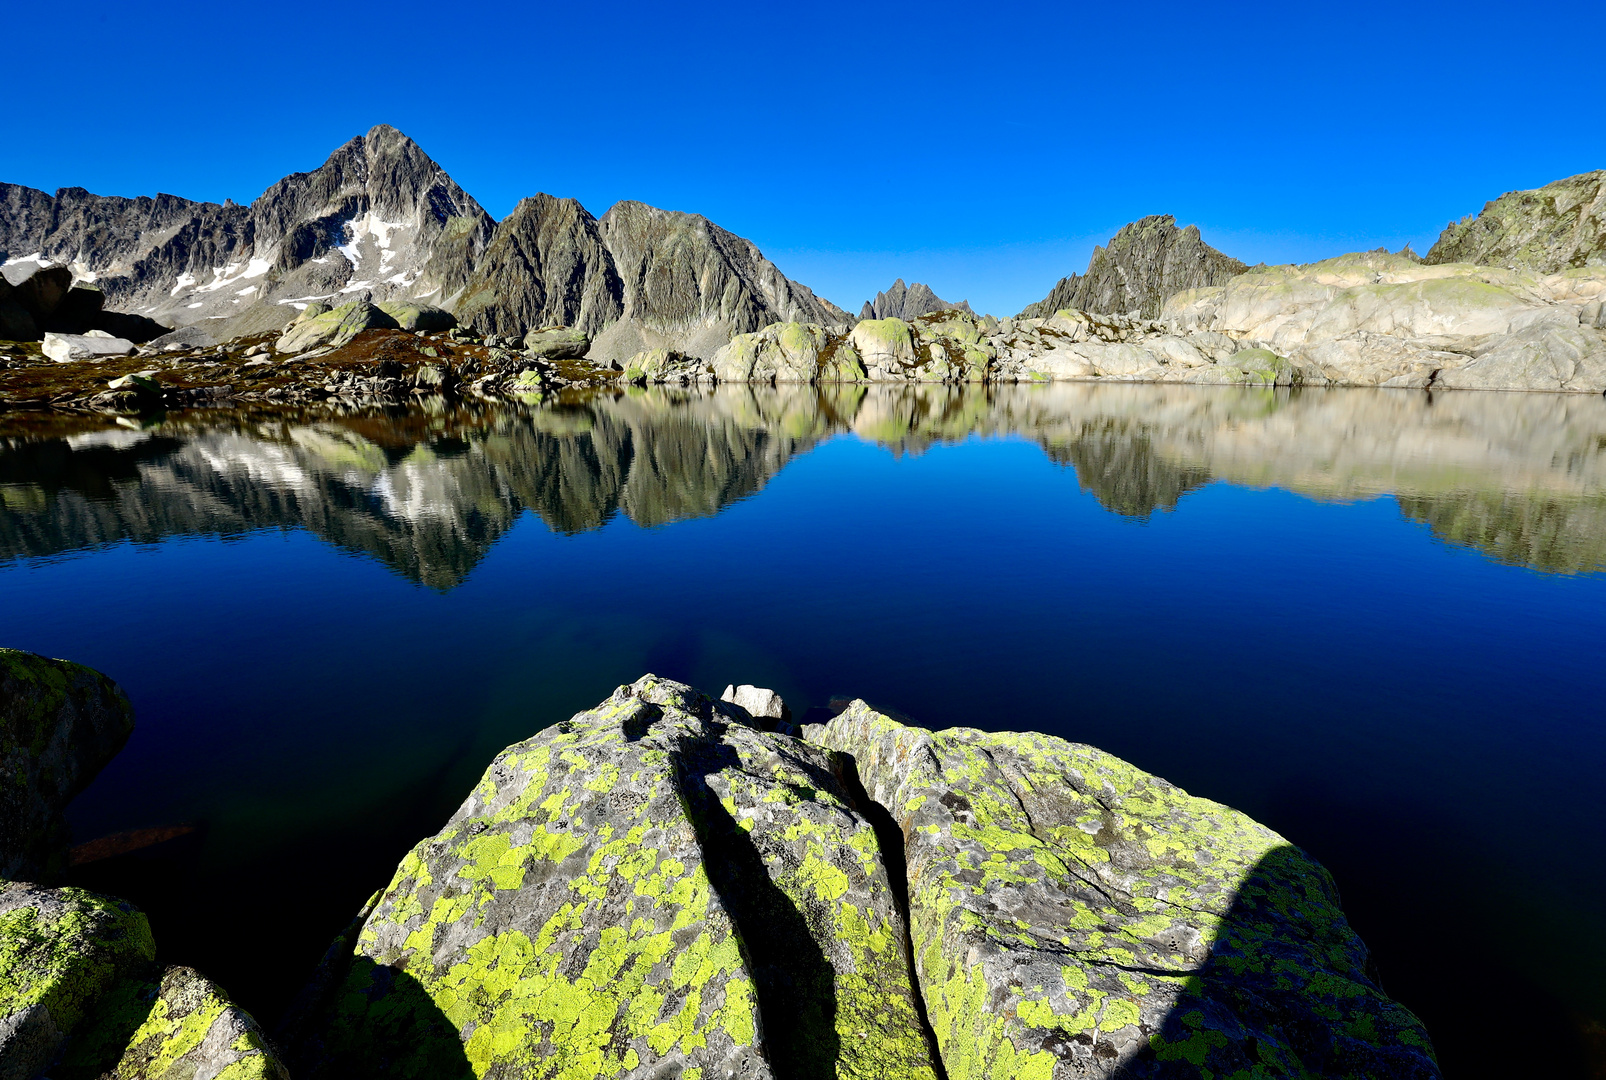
left=1020, top=214, right=1248, bottom=319
left=1426, top=170, right=1606, bottom=272
left=451, top=194, right=623, bottom=339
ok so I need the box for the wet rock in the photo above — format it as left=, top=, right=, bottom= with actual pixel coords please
left=0, top=883, right=155, bottom=1080
left=41, top=332, right=135, bottom=363
left=0, top=648, right=134, bottom=881
left=805, top=702, right=1441, bottom=1080
left=289, top=675, right=938, bottom=1080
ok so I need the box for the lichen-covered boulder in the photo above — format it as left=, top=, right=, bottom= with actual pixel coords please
left=1, top=649, right=135, bottom=881
left=849, top=318, right=920, bottom=379
left=711, top=322, right=830, bottom=382
left=275, top=301, right=400, bottom=354
left=624, top=348, right=711, bottom=385
left=291, top=675, right=938, bottom=1080
left=0, top=883, right=155, bottom=1080
left=521, top=326, right=590, bottom=360
left=806, top=703, right=1441, bottom=1080
left=376, top=302, right=457, bottom=333
left=63, top=965, right=288, bottom=1080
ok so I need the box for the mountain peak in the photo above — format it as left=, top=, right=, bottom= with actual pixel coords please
left=1019, top=216, right=1245, bottom=319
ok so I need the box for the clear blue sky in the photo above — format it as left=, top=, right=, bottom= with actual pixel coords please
left=5, top=0, right=1602, bottom=316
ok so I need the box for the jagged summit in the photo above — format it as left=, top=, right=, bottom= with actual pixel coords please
left=0, top=125, right=847, bottom=360
left=1019, top=214, right=1247, bottom=320
left=1426, top=170, right=1606, bottom=272
left=859, top=279, right=973, bottom=321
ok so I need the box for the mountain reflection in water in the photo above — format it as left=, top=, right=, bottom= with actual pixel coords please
left=3, top=384, right=1604, bottom=582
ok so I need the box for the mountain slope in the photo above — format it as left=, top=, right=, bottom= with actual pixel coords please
left=1020, top=215, right=1247, bottom=320
left=452, top=194, right=624, bottom=339
left=588, top=201, right=850, bottom=361
left=1426, top=170, right=1606, bottom=272
left=0, top=125, right=496, bottom=338
left=0, top=127, right=847, bottom=358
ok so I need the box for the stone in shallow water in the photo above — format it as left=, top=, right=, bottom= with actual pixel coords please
left=290, top=674, right=938, bottom=1080
left=805, top=702, right=1441, bottom=1080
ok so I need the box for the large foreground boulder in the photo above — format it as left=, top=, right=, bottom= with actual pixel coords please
left=1, top=649, right=134, bottom=881
left=288, top=675, right=1438, bottom=1079
left=806, top=702, right=1441, bottom=1079
left=376, top=302, right=457, bottom=333
left=289, top=675, right=939, bottom=1080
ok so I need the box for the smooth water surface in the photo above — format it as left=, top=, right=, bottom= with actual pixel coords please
left=2, top=383, right=1603, bottom=1077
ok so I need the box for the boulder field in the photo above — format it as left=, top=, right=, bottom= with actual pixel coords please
left=2, top=655, right=1440, bottom=1079
left=646, top=252, right=1605, bottom=394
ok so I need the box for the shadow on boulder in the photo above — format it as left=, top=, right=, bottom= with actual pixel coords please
left=1111, top=843, right=1440, bottom=1078
left=281, top=953, right=475, bottom=1080
left=673, top=729, right=841, bottom=1080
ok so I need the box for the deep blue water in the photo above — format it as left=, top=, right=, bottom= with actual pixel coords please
left=1, top=384, right=1602, bottom=1077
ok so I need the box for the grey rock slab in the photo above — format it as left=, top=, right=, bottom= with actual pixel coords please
left=41, top=332, right=135, bottom=362
left=806, top=701, right=1442, bottom=1080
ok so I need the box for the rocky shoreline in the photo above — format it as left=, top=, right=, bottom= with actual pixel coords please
left=2, top=650, right=1441, bottom=1079
left=4, top=130, right=1604, bottom=404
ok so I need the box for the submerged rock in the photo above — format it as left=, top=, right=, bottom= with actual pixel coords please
left=289, top=675, right=939, bottom=1080
left=806, top=701, right=1441, bottom=1079
left=0, top=649, right=134, bottom=881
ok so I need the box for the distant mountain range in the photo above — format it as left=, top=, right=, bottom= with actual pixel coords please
left=0, top=126, right=848, bottom=360
left=1, top=127, right=1601, bottom=359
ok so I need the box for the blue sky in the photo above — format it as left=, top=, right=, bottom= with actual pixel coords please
left=5, top=0, right=1602, bottom=315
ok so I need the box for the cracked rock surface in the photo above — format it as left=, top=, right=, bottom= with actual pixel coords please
left=806, top=701, right=1440, bottom=1080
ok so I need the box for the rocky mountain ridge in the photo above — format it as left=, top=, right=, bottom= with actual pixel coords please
left=1020, top=215, right=1249, bottom=321
left=860, top=278, right=973, bottom=321
left=0, top=126, right=847, bottom=363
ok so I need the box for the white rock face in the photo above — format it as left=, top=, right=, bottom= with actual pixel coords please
left=720, top=684, right=791, bottom=723
left=42, top=332, right=135, bottom=362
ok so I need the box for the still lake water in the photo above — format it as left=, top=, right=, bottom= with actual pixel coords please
left=2, top=383, right=1603, bottom=1077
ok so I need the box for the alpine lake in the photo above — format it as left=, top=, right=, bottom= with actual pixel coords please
left=1, top=381, right=1602, bottom=1079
